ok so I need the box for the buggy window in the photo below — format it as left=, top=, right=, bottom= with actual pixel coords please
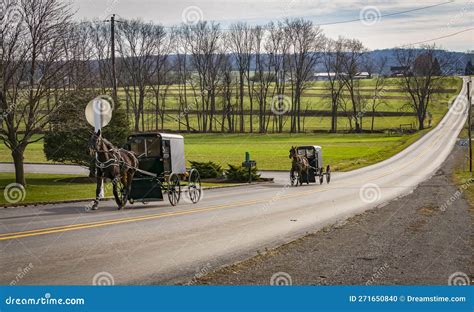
left=129, top=137, right=161, bottom=157
left=297, top=148, right=314, bottom=157
left=130, top=138, right=146, bottom=156
left=146, top=138, right=161, bottom=157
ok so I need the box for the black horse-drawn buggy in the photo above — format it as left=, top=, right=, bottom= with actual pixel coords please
left=289, top=145, right=331, bottom=186
left=90, top=131, right=201, bottom=210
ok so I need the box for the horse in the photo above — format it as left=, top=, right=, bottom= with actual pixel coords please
left=88, top=130, right=138, bottom=210
left=289, top=146, right=309, bottom=186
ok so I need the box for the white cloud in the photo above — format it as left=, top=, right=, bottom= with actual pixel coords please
left=70, top=0, right=474, bottom=51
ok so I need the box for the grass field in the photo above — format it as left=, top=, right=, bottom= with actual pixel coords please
left=0, top=132, right=425, bottom=171
left=0, top=173, right=108, bottom=205
left=0, top=77, right=463, bottom=204
left=0, top=173, right=238, bottom=205
left=122, top=77, right=462, bottom=132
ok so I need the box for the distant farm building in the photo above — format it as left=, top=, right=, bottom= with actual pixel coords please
left=390, top=66, right=411, bottom=77
left=310, top=72, right=337, bottom=81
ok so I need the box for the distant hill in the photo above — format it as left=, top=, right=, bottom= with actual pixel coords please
left=89, top=49, right=474, bottom=77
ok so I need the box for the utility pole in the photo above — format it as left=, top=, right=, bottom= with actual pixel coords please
left=110, top=14, right=117, bottom=100
left=468, top=78, right=472, bottom=173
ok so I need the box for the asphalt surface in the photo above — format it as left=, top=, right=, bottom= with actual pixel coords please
left=0, top=163, right=89, bottom=175
left=0, top=78, right=469, bottom=285
left=196, top=146, right=473, bottom=285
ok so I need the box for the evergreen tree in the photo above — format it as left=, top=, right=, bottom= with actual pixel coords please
left=44, top=91, right=129, bottom=173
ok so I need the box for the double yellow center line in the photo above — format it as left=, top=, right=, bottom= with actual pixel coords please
left=0, top=111, right=457, bottom=241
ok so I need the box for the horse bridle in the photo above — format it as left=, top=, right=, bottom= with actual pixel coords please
left=92, top=135, right=136, bottom=170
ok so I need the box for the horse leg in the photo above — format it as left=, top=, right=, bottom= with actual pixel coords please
left=117, top=175, right=128, bottom=210
left=126, top=171, right=134, bottom=198
left=92, top=177, right=102, bottom=210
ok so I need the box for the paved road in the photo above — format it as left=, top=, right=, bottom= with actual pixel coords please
left=0, top=163, right=89, bottom=175
left=0, top=78, right=469, bottom=285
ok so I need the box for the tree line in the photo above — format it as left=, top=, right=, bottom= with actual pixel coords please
left=0, top=0, right=459, bottom=185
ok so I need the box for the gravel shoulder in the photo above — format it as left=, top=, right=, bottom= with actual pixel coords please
left=194, top=146, right=473, bottom=285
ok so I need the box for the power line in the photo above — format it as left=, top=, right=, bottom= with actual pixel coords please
left=398, top=27, right=474, bottom=47
left=317, top=1, right=453, bottom=26
left=160, top=1, right=454, bottom=30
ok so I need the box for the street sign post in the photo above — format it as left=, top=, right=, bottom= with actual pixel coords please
left=242, top=152, right=256, bottom=184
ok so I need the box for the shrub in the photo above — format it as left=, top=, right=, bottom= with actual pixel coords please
left=188, top=161, right=223, bottom=179
left=225, top=164, right=260, bottom=182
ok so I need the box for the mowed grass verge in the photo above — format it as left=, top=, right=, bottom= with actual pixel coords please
left=0, top=173, right=238, bottom=206
left=0, top=132, right=425, bottom=205
left=1, top=132, right=422, bottom=171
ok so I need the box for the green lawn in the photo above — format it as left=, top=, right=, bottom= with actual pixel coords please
left=184, top=132, right=424, bottom=171
left=0, top=174, right=106, bottom=205
left=0, top=77, right=463, bottom=205
left=1, top=132, right=423, bottom=171
left=0, top=173, right=238, bottom=206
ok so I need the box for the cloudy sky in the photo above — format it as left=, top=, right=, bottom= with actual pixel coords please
left=71, top=0, right=474, bottom=51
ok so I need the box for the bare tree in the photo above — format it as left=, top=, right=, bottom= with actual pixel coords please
left=89, top=22, right=113, bottom=94
left=322, top=37, right=345, bottom=133
left=364, top=55, right=388, bottom=131
left=181, top=21, right=226, bottom=132
left=284, top=18, right=324, bottom=133
left=266, top=22, right=289, bottom=133
left=1, top=0, right=73, bottom=186
left=116, top=19, right=157, bottom=132
left=339, top=38, right=366, bottom=132
left=395, top=44, right=451, bottom=130
left=228, top=22, right=253, bottom=132
left=148, top=24, right=171, bottom=130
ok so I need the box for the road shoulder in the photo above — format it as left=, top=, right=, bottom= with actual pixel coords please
left=194, top=146, right=473, bottom=285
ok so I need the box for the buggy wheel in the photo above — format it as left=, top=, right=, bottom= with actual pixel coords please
left=319, top=168, right=324, bottom=184
left=113, top=180, right=128, bottom=210
left=188, top=169, right=202, bottom=204
left=326, top=165, right=331, bottom=184
left=290, top=171, right=299, bottom=187
left=167, top=173, right=181, bottom=206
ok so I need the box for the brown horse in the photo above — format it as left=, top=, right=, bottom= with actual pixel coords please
left=289, top=146, right=309, bottom=186
left=88, top=130, right=138, bottom=210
